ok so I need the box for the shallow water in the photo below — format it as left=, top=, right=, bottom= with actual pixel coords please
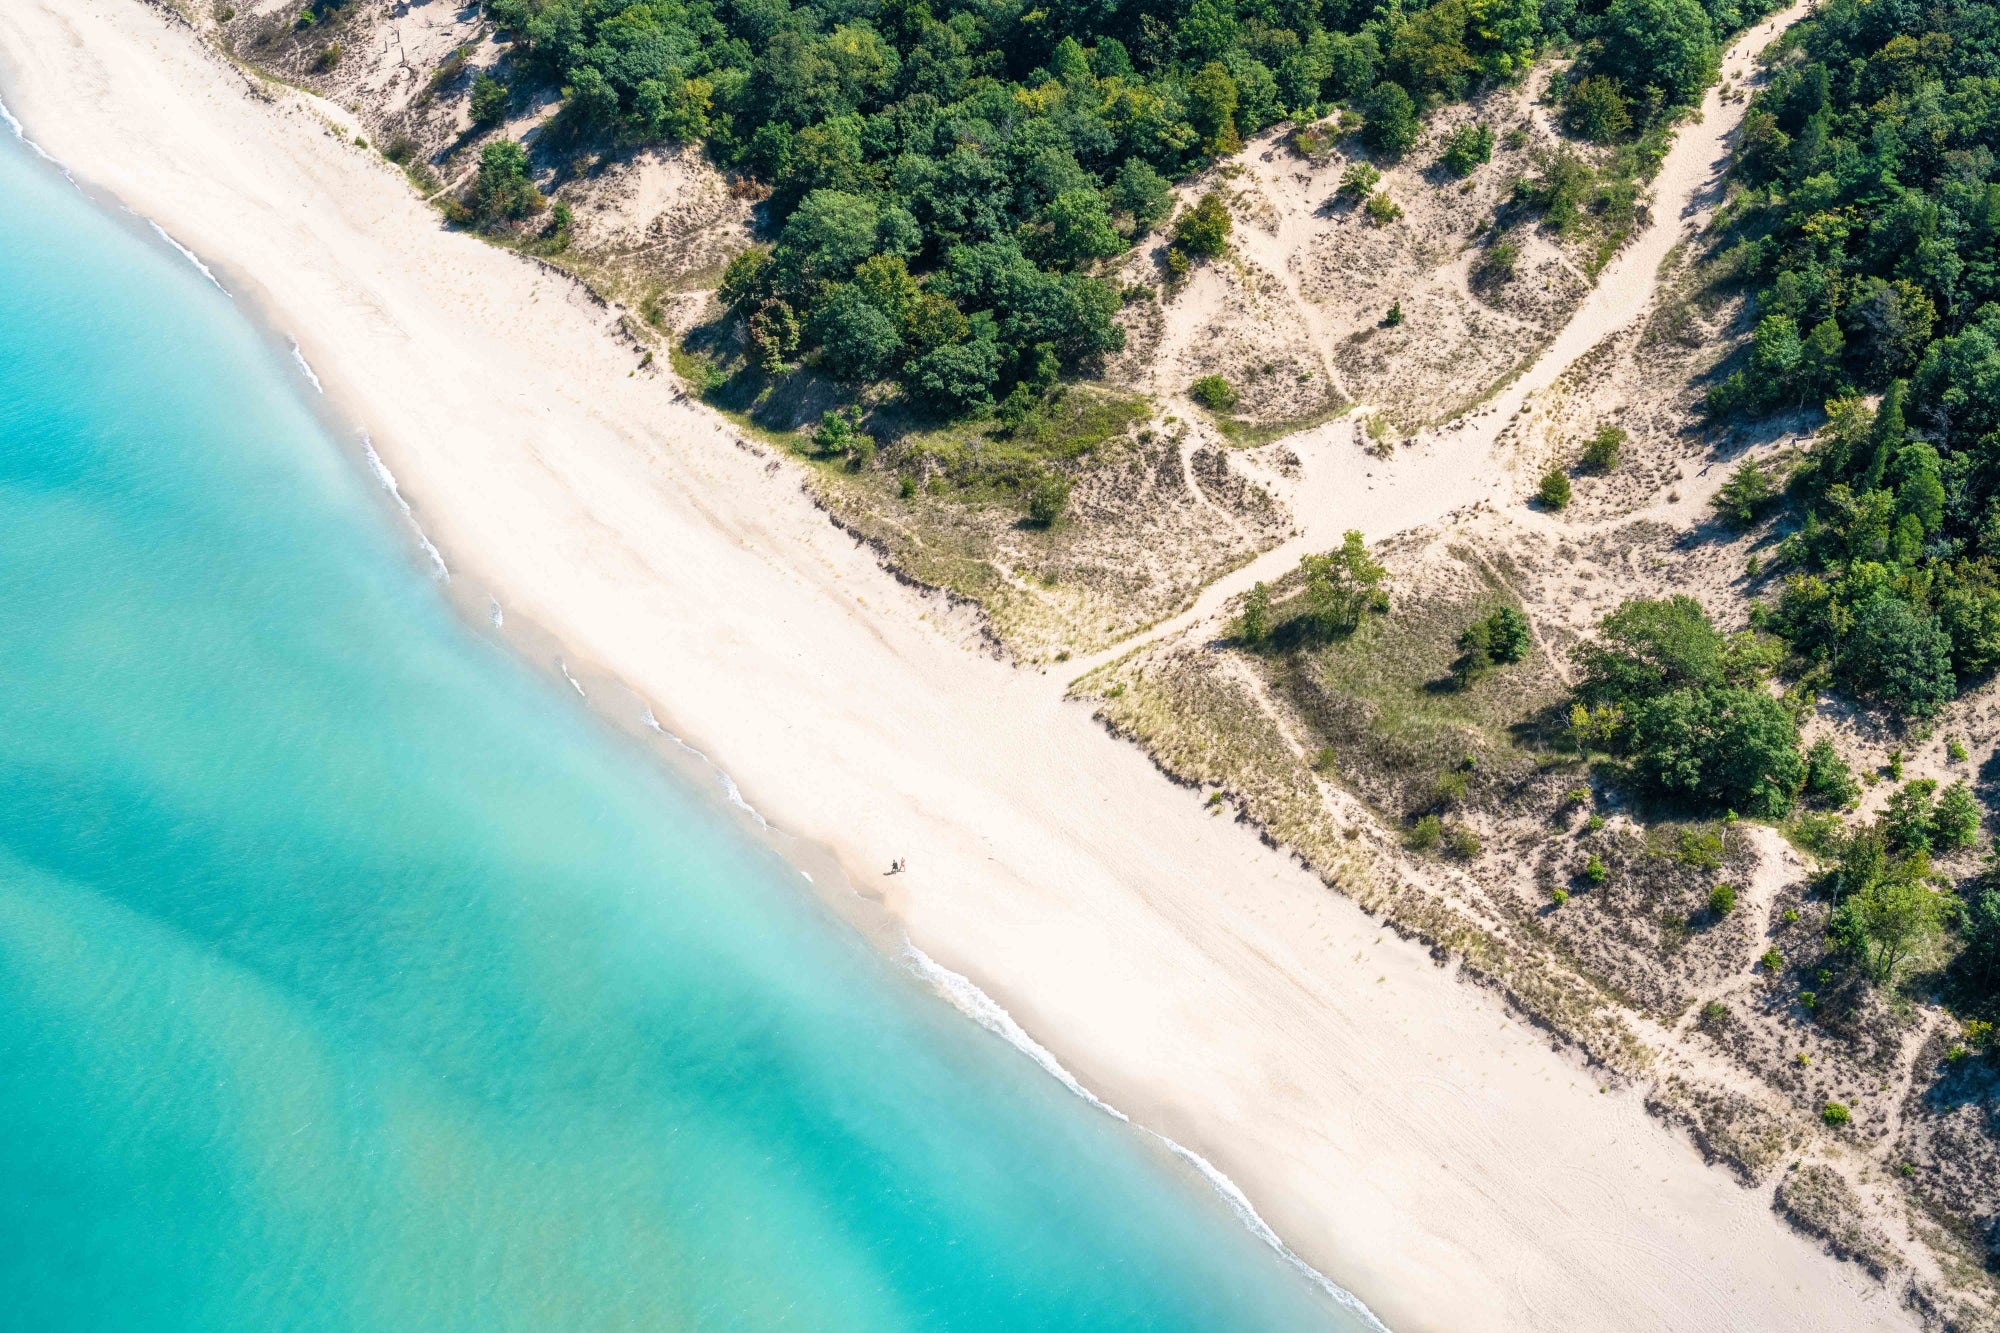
left=0, top=128, right=1374, bottom=1330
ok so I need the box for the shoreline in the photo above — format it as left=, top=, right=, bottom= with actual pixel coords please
left=0, top=5, right=1921, bottom=1330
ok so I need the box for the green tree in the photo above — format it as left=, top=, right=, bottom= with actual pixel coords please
left=1850, top=856, right=1944, bottom=983
left=1173, top=190, right=1233, bottom=259
left=1932, top=780, right=1980, bottom=852
left=1240, top=581, right=1272, bottom=644
left=1042, top=190, right=1124, bottom=266
left=1027, top=473, right=1072, bottom=527
left=1564, top=76, right=1631, bottom=142
left=1189, top=375, right=1238, bottom=410
left=1711, top=459, right=1776, bottom=526
left=1439, top=122, right=1493, bottom=176
left=1538, top=468, right=1571, bottom=510
left=1487, top=605, right=1531, bottom=662
left=1300, top=531, right=1387, bottom=637
left=470, top=73, right=510, bottom=125
left=1840, top=595, right=1955, bottom=718
left=1111, top=160, right=1175, bottom=236
left=1581, top=423, right=1626, bottom=472
left=1597, top=0, right=1717, bottom=108
left=470, top=138, right=544, bottom=228
left=1802, top=737, right=1859, bottom=809
left=810, top=285, right=903, bottom=380
left=1360, top=82, right=1419, bottom=157
left=1186, top=62, right=1242, bottom=154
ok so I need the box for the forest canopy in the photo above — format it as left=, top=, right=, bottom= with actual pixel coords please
left=482, top=0, right=1773, bottom=413
left=1708, top=0, right=2000, bottom=716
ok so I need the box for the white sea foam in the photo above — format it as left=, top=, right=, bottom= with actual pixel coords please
left=289, top=339, right=324, bottom=393
left=146, top=221, right=226, bottom=293
left=358, top=431, right=449, bottom=581
left=489, top=598, right=504, bottom=629
left=903, top=943, right=1391, bottom=1332
left=559, top=660, right=586, bottom=697
left=639, top=706, right=773, bottom=827
left=0, top=94, right=70, bottom=176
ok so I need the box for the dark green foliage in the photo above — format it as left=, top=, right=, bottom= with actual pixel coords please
left=1932, top=779, right=1981, bottom=852
left=470, top=72, right=511, bottom=125
left=1840, top=595, right=1955, bottom=718
left=1960, top=879, right=2000, bottom=1003
left=1802, top=737, right=1859, bottom=809
left=469, top=138, right=544, bottom=229
left=1563, top=75, right=1631, bottom=143
left=1882, top=779, right=1939, bottom=855
left=1581, top=423, right=1625, bottom=471
left=1189, top=375, right=1238, bottom=411
left=1710, top=458, right=1777, bottom=526
left=1709, top=882, right=1736, bottom=915
left=1596, top=0, right=1717, bottom=106
left=1711, top=0, right=2000, bottom=717
left=1455, top=604, right=1532, bottom=683
left=1173, top=190, right=1233, bottom=259
left=1360, top=81, right=1419, bottom=156
left=484, top=0, right=1778, bottom=417
left=1572, top=596, right=1804, bottom=817
left=1537, top=468, right=1571, bottom=510
left=1438, top=122, right=1493, bottom=176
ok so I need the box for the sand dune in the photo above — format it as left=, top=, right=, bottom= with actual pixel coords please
left=0, top=2, right=1914, bottom=1328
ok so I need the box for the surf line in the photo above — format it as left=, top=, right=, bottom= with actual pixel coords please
left=904, top=943, right=1392, bottom=1332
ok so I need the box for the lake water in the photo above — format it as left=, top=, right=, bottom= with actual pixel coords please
left=0, top=123, right=1376, bottom=1330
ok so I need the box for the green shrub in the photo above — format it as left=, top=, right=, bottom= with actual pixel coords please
left=1760, top=946, right=1784, bottom=972
left=1240, top=582, right=1272, bottom=644
left=470, top=73, right=510, bottom=125
left=1538, top=468, right=1571, bottom=510
left=1407, top=814, right=1443, bottom=849
left=1026, top=474, right=1072, bottom=528
left=1821, top=1102, right=1851, bottom=1127
left=1930, top=779, right=1980, bottom=852
left=1173, top=190, right=1232, bottom=259
left=1700, top=1000, right=1728, bottom=1026
left=1564, top=75, right=1632, bottom=142
left=1443, top=824, right=1482, bottom=859
left=1581, top=424, right=1626, bottom=472
left=1708, top=883, right=1737, bottom=916
left=1947, top=736, right=1970, bottom=763
left=1582, top=854, right=1608, bottom=885
left=1364, top=191, right=1403, bottom=226
left=1189, top=375, right=1239, bottom=411
left=1802, top=738, right=1859, bottom=809
left=1551, top=887, right=1570, bottom=907
left=1711, top=459, right=1777, bottom=526
left=1439, top=123, right=1494, bottom=176
left=1336, top=162, right=1381, bottom=202
left=1383, top=300, right=1404, bottom=327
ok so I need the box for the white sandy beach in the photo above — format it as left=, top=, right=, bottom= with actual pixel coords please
left=0, top=3, right=1918, bottom=1328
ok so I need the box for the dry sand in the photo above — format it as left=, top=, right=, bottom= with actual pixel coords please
left=0, top=2, right=1915, bottom=1329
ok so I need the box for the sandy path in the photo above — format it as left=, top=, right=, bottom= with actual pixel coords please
left=1070, top=1, right=1806, bottom=680
left=0, top=3, right=1912, bottom=1330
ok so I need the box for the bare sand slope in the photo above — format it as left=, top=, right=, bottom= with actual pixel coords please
left=0, top=3, right=1912, bottom=1329
left=1075, top=2, right=1806, bottom=678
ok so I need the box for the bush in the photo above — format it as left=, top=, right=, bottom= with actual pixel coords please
left=1336, top=162, right=1381, bottom=202
left=470, top=73, right=510, bottom=125
left=1760, top=946, right=1784, bottom=971
left=1173, top=190, right=1232, bottom=259
left=1026, top=474, right=1072, bottom=528
left=1538, top=468, right=1571, bottom=510
left=1931, top=780, right=1980, bottom=852
left=1583, top=854, right=1608, bottom=885
left=1708, top=883, right=1737, bottom=916
left=1444, top=824, right=1482, bottom=859
left=1189, top=375, right=1239, bottom=411
left=469, top=138, right=544, bottom=230
left=1383, top=300, right=1404, bottom=327
left=1821, top=1102, right=1851, bottom=1127
left=1551, top=887, right=1570, bottom=907
left=1240, top=582, right=1272, bottom=644
left=1711, top=459, right=1777, bottom=525
left=1581, top=424, right=1625, bottom=472
left=1439, top=123, right=1494, bottom=176
left=1802, top=738, right=1859, bottom=809
left=1407, top=814, right=1443, bottom=849
left=1364, top=191, right=1403, bottom=226
left=1564, top=76, right=1632, bottom=143
left=1360, top=81, right=1419, bottom=156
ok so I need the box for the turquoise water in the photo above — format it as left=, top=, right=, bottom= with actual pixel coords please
left=0, top=128, right=1372, bottom=1330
